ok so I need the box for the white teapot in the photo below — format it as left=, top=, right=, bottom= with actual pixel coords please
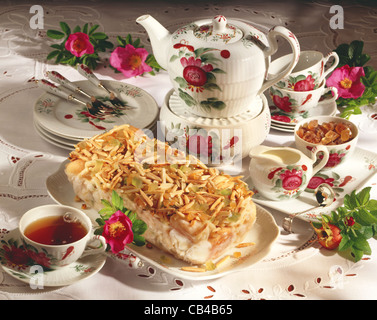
left=137, top=14, right=300, bottom=118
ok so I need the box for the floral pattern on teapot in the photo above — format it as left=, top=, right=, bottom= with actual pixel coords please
left=171, top=43, right=229, bottom=111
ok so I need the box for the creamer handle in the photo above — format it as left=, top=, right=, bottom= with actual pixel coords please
left=258, top=26, right=300, bottom=95
left=310, top=145, right=330, bottom=175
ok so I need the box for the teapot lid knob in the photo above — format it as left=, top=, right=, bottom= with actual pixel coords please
left=213, top=15, right=227, bottom=33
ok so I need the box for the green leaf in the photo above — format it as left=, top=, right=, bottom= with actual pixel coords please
left=366, top=199, right=377, bottom=211
left=91, top=32, right=108, bottom=40
left=46, top=50, right=60, bottom=60
left=132, top=219, right=148, bottom=235
left=82, top=23, right=88, bottom=34
left=73, top=25, right=81, bottom=33
left=353, top=236, right=372, bottom=255
left=357, top=187, right=371, bottom=206
left=89, top=25, right=100, bottom=35
left=46, top=29, right=65, bottom=39
left=59, top=22, right=71, bottom=35
left=358, top=208, right=377, bottom=225
left=111, top=190, right=124, bottom=211
left=338, top=233, right=352, bottom=251
left=350, top=247, right=364, bottom=262
left=132, top=234, right=146, bottom=246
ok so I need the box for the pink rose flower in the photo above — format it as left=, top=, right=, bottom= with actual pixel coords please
left=110, top=45, right=152, bottom=78
left=65, top=32, right=94, bottom=57
left=326, top=65, right=365, bottom=99
left=103, top=210, right=134, bottom=254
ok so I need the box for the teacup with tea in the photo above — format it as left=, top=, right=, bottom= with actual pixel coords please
left=19, top=204, right=106, bottom=269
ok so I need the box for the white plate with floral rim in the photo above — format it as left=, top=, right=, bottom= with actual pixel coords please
left=245, top=146, right=377, bottom=221
left=33, top=80, right=159, bottom=140
left=46, top=161, right=280, bottom=281
left=0, top=229, right=107, bottom=287
left=34, top=120, right=76, bottom=151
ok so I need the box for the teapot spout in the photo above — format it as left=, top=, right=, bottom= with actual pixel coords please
left=136, top=14, right=171, bottom=70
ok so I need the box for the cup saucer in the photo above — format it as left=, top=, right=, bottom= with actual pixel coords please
left=0, top=228, right=106, bottom=287
left=269, top=97, right=337, bottom=128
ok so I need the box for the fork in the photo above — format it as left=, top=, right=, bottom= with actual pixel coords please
left=45, top=71, right=113, bottom=111
left=36, top=79, right=111, bottom=118
left=76, top=64, right=136, bottom=109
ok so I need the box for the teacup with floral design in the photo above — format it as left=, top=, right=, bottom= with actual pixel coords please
left=270, top=50, right=339, bottom=91
left=19, top=205, right=107, bottom=270
left=294, top=116, right=359, bottom=170
left=270, top=81, right=338, bottom=115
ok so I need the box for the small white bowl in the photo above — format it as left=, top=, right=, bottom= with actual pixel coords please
left=159, top=89, right=271, bottom=166
left=294, top=116, right=359, bottom=170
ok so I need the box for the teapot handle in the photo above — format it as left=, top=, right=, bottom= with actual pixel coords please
left=310, top=145, right=330, bottom=175
left=258, top=26, right=300, bottom=95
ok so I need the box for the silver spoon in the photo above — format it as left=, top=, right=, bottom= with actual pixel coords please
left=282, top=183, right=336, bottom=233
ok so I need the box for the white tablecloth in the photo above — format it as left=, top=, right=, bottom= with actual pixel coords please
left=0, top=0, right=377, bottom=300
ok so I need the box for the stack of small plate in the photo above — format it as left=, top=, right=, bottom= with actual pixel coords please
left=269, top=99, right=338, bottom=133
left=33, top=80, right=159, bottom=150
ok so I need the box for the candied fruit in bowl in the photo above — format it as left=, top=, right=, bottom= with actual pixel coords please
left=297, top=120, right=354, bottom=145
left=307, top=120, right=318, bottom=130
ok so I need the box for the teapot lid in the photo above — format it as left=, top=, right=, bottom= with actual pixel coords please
left=193, top=15, right=243, bottom=44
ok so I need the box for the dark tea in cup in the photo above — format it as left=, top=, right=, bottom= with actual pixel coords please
left=24, top=215, right=88, bottom=245
left=19, top=205, right=107, bottom=269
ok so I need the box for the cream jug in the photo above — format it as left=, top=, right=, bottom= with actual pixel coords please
left=136, top=14, right=300, bottom=118
left=249, top=145, right=329, bottom=201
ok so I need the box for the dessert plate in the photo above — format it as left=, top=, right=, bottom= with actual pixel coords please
left=0, top=229, right=106, bottom=287
left=34, top=120, right=76, bottom=151
left=46, top=160, right=279, bottom=280
left=34, top=80, right=159, bottom=140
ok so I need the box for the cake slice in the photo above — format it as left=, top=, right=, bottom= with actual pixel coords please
left=65, top=124, right=256, bottom=265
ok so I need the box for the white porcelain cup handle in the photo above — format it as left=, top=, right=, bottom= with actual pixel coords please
left=258, top=26, right=301, bottom=95
left=318, top=86, right=338, bottom=104
left=81, top=234, right=107, bottom=258
left=321, top=51, right=340, bottom=80
left=310, top=145, right=330, bottom=175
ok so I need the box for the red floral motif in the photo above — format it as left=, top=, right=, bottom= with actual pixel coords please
left=28, top=250, right=52, bottom=269
left=271, top=114, right=292, bottom=123
left=3, top=245, right=30, bottom=269
left=279, top=169, right=303, bottom=190
left=307, top=176, right=335, bottom=190
left=293, top=75, right=315, bottom=91
left=272, top=95, right=292, bottom=113
left=322, top=152, right=346, bottom=168
left=186, top=134, right=213, bottom=157
left=180, top=57, right=214, bottom=87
